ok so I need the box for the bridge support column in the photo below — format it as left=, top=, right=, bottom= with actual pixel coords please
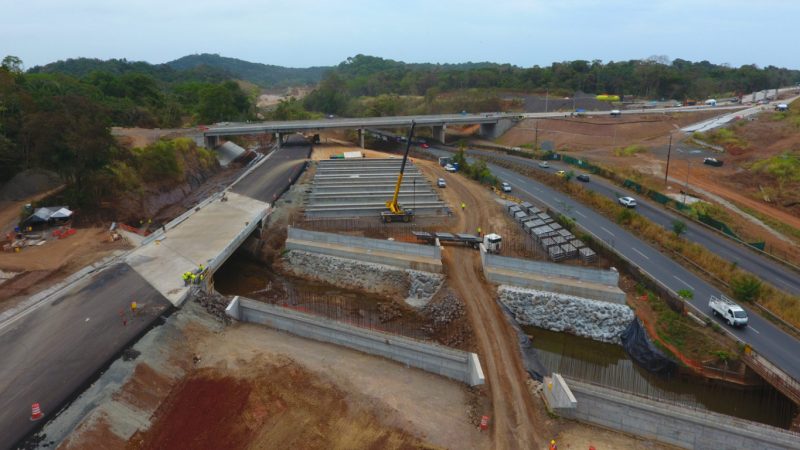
left=274, top=132, right=282, bottom=149
left=432, top=125, right=446, bottom=144
left=358, top=128, right=365, bottom=148
left=479, top=118, right=514, bottom=140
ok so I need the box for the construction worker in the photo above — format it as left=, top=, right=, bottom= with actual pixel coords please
left=549, top=439, right=557, bottom=450
left=190, top=273, right=197, bottom=285
left=198, top=264, right=205, bottom=273
left=477, top=226, right=482, bottom=236
left=182, top=272, right=190, bottom=286
left=199, top=273, right=205, bottom=284
left=461, top=202, right=466, bottom=210
left=130, top=301, right=138, bottom=316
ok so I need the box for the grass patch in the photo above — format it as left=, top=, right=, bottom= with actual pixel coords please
left=613, top=144, right=647, bottom=157
left=693, top=127, right=747, bottom=150
left=750, top=151, right=800, bottom=191
left=737, top=203, right=800, bottom=244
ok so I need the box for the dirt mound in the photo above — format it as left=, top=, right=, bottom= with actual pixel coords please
left=131, top=360, right=429, bottom=450
left=0, top=168, right=62, bottom=201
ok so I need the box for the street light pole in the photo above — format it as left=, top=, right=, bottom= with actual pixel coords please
left=683, top=160, right=691, bottom=205
left=664, top=134, right=673, bottom=185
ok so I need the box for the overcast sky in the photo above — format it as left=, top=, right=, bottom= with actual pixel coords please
left=2, top=0, right=798, bottom=69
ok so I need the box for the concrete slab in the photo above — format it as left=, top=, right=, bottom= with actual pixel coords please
left=126, top=192, right=268, bottom=306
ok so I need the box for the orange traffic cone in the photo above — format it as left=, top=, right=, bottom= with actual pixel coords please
left=30, top=402, right=43, bottom=421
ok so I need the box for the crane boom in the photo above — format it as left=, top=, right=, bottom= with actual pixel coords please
left=385, top=121, right=416, bottom=214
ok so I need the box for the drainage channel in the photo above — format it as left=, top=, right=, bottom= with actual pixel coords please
left=525, top=325, right=798, bottom=429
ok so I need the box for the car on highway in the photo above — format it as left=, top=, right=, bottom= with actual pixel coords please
left=420, top=143, right=430, bottom=148
left=538, top=161, right=550, bottom=168
left=576, top=173, right=590, bottom=182
left=437, top=178, right=446, bottom=188
left=501, top=182, right=512, bottom=192
left=610, top=109, right=621, bottom=116
left=703, top=157, right=724, bottom=167
left=618, top=196, right=637, bottom=208
left=556, top=170, right=567, bottom=177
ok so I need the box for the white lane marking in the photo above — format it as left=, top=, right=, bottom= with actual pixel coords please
left=748, top=326, right=760, bottom=334
left=673, top=275, right=693, bottom=290
left=574, top=210, right=586, bottom=218
left=632, top=248, right=650, bottom=260
left=600, top=226, right=615, bottom=237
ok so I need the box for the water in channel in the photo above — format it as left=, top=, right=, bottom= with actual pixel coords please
left=525, top=325, right=797, bottom=429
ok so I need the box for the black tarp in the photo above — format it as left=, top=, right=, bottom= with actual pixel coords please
left=498, top=302, right=547, bottom=381
left=621, top=319, right=677, bottom=376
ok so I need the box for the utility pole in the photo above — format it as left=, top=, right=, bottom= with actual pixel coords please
left=664, top=134, right=673, bottom=185
left=683, top=160, right=691, bottom=205
left=534, top=120, right=539, bottom=152
left=545, top=90, right=549, bottom=113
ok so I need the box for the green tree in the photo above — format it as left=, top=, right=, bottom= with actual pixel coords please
left=672, top=219, right=687, bottom=237
left=730, top=274, right=762, bottom=303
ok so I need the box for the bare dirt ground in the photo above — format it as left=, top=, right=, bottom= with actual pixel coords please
left=498, top=112, right=720, bottom=151
left=60, top=302, right=487, bottom=450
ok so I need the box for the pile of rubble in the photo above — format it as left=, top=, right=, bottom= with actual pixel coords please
left=193, top=290, right=232, bottom=325
left=377, top=302, right=404, bottom=323
left=423, top=291, right=465, bottom=326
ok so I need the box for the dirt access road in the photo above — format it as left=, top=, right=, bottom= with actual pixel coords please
left=417, top=159, right=541, bottom=449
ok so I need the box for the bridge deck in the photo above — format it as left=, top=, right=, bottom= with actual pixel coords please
left=126, top=191, right=269, bottom=306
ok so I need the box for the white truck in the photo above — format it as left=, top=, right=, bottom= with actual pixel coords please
left=709, top=295, right=748, bottom=327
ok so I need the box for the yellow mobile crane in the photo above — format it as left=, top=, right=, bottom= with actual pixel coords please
left=381, top=121, right=417, bottom=223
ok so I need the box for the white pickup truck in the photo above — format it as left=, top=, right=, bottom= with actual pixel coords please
left=709, top=295, right=748, bottom=327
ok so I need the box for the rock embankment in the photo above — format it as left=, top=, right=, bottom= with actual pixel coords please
left=499, top=286, right=633, bottom=344
left=283, top=250, right=443, bottom=307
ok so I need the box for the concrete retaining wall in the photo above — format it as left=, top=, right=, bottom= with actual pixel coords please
left=226, top=296, right=484, bottom=386
left=480, top=247, right=625, bottom=304
left=286, top=227, right=442, bottom=272
left=556, top=378, right=800, bottom=450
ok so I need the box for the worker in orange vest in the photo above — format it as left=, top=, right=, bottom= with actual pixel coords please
left=549, top=439, right=557, bottom=450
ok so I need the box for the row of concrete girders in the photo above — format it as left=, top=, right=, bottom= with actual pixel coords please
left=307, top=158, right=449, bottom=218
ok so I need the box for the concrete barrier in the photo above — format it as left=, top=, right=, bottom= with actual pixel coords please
left=226, top=296, right=484, bottom=386
left=286, top=227, right=442, bottom=272
left=555, top=378, right=800, bottom=450
left=480, top=246, right=626, bottom=304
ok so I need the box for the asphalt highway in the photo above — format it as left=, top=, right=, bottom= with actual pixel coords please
left=427, top=146, right=800, bottom=384
left=470, top=149, right=800, bottom=296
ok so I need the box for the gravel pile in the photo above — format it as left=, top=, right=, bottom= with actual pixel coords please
left=194, top=290, right=232, bottom=325
left=499, top=286, right=633, bottom=344
left=423, top=291, right=465, bottom=326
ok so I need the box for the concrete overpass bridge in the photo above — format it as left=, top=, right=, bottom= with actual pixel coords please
left=202, top=113, right=523, bottom=148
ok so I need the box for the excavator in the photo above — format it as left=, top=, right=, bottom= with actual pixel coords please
left=381, top=121, right=417, bottom=223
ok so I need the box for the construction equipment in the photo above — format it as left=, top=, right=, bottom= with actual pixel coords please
left=381, top=121, right=417, bottom=223
left=412, top=231, right=502, bottom=253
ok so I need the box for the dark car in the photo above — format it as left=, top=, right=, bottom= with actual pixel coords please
left=576, top=174, right=590, bottom=182
left=703, top=157, right=724, bottom=167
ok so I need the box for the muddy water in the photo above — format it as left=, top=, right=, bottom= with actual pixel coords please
left=214, top=251, right=430, bottom=339
left=524, top=325, right=797, bottom=429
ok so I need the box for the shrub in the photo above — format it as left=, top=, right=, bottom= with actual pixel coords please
left=613, top=144, right=647, bottom=157
left=730, top=274, right=762, bottom=303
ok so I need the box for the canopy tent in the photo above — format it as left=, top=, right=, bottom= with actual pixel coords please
left=21, top=206, right=72, bottom=226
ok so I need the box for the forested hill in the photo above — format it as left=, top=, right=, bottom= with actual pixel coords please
left=304, top=54, right=800, bottom=113
left=28, top=54, right=331, bottom=88
left=166, top=54, right=330, bottom=88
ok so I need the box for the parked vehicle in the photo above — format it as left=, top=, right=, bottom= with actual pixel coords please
left=709, top=295, right=748, bottom=327
left=556, top=170, right=567, bottom=177
left=437, top=178, right=446, bottom=188
left=538, top=161, right=550, bottom=168
left=576, top=174, right=590, bottom=182
left=420, top=143, right=430, bottom=148
left=703, top=157, right=724, bottom=167
left=413, top=231, right=502, bottom=254
left=501, top=182, right=512, bottom=192
left=610, top=109, right=621, bottom=116
left=618, top=196, right=637, bottom=208
left=445, top=164, right=457, bottom=173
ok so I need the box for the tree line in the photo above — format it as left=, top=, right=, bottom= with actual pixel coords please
left=304, top=54, right=800, bottom=115
left=0, top=56, right=252, bottom=205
